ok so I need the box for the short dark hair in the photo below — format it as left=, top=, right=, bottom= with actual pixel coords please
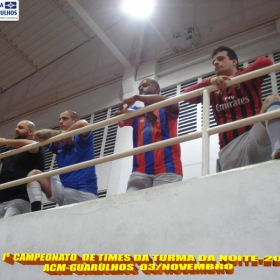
left=65, top=110, right=79, bottom=120
left=211, top=46, right=239, bottom=70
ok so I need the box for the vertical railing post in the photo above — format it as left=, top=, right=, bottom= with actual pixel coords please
left=201, top=89, right=210, bottom=175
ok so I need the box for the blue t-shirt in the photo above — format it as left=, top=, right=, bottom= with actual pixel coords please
left=49, top=131, right=98, bottom=195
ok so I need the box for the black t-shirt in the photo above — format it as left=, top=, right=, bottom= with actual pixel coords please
left=0, top=146, right=45, bottom=202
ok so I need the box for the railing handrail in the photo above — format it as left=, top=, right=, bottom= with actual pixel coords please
left=1, top=63, right=280, bottom=159
left=0, top=62, right=280, bottom=190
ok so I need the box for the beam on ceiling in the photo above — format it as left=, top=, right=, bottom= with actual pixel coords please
left=132, top=21, right=145, bottom=66
left=51, top=0, right=92, bottom=41
left=0, top=31, right=38, bottom=71
left=67, top=0, right=132, bottom=68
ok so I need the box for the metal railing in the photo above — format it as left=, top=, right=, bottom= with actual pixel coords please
left=1, top=63, right=280, bottom=190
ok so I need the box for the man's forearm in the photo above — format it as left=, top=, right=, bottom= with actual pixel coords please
left=65, top=120, right=89, bottom=132
left=182, top=78, right=212, bottom=104
left=0, top=138, right=36, bottom=148
left=65, top=120, right=89, bottom=137
left=135, top=95, right=178, bottom=113
left=34, top=129, right=61, bottom=141
left=115, top=110, right=145, bottom=118
left=135, top=94, right=167, bottom=105
left=240, top=56, right=273, bottom=75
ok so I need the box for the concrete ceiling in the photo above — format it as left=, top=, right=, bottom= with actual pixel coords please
left=0, top=0, right=279, bottom=100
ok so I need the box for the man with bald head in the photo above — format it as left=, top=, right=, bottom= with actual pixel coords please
left=115, top=79, right=183, bottom=192
left=0, top=120, right=45, bottom=218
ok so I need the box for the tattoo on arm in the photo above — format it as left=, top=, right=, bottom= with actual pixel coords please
left=35, top=129, right=61, bottom=141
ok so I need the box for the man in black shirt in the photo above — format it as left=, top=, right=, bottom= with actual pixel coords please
left=0, top=120, right=45, bottom=218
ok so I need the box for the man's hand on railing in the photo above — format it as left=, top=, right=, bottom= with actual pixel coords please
left=114, top=108, right=157, bottom=126
left=114, top=109, right=126, bottom=116
left=0, top=137, right=6, bottom=145
left=119, top=96, right=137, bottom=111
left=210, top=76, right=231, bottom=91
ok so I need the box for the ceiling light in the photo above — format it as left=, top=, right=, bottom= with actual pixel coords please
left=122, top=0, right=154, bottom=19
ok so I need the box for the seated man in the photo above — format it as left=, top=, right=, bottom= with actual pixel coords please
left=0, top=120, right=45, bottom=217
left=27, top=110, right=98, bottom=211
left=115, top=79, right=183, bottom=192
left=183, top=46, right=280, bottom=171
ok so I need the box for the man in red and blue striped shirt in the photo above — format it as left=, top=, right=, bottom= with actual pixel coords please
left=183, top=46, right=280, bottom=171
left=116, top=79, right=182, bottom=192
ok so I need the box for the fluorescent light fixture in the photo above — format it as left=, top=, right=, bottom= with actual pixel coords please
left=122, top=0, right=154, bottom=19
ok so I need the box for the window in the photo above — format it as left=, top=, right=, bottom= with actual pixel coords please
left=104, top=105, right=119, bottom=156
left=160, top=82, right=199, bottom=136
left=180, top=80, right=198, bottom=134
left=273, top=51, right=280, bottom=93
left=248, top=58, right=272, bottom=100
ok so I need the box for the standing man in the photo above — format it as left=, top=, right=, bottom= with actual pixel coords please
left=183, top=46, right=280, bottom=171
left=0, top=120, right=45, bottom=217
left=27, top=110, right=98, bottom=211
left=115, top=79, right=183, bottom=192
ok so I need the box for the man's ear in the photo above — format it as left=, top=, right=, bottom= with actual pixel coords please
left=28, top=129, right=34, bottom=137
left=155, top=87, right=160, bottom=94
left=232, top=59, right=238, bottom=69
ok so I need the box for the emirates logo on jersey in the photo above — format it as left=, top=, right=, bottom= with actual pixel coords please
left=216, top=96, right=250, bottom=112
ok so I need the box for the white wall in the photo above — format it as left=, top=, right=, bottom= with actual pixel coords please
left=1, top=160, right=280, bottom=280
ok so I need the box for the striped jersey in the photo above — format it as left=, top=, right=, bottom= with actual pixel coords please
left=119, top=106, right=182, bottom=175
left=183, top=56, right=273, bottom=149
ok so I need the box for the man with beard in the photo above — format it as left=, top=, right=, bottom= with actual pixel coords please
left=115, top=79, right=183, bottom=192
left=0, top=120, right=45, bottom=217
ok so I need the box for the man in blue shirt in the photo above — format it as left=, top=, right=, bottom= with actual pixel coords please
left=27, top=110, right=98, bottom=211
